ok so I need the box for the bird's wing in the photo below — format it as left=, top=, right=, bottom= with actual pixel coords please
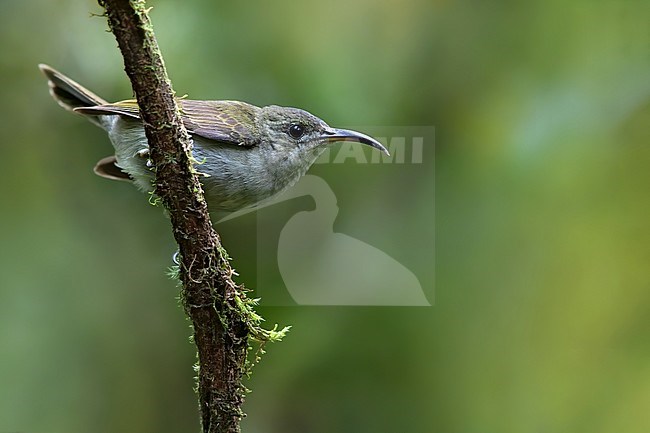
left=93, top=155, right=132, bottom=181
left=179, top=100, right=260, bottom=146
left=74, top=99, right=260, bottom=147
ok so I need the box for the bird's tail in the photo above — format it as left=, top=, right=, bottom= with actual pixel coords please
left=39, top=64, right=107, bottom=111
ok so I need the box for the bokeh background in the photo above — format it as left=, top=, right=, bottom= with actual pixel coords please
left=1, top=0, right=649, bottom=432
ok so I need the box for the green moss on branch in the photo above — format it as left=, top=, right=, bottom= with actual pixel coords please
left=97, top=1, right=287, bottom=432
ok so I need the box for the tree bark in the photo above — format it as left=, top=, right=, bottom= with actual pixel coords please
left=98, top=1, right=248, bottom=432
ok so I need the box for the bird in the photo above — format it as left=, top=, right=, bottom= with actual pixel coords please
left=39, top=64, right=388, bottom=214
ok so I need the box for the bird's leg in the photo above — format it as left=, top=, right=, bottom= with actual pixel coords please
left=135, top=148, right=154, bottom=168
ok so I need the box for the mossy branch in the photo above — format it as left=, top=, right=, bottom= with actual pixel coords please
left=96, top=1, right=287, bottom=432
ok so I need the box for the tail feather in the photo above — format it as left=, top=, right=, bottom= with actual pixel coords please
left=39, top=64, right=107, bottom=111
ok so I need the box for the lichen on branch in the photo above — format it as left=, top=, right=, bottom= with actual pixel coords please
left=97, top=1, right=287, bottom=432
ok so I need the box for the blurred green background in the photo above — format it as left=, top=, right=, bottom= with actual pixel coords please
left=1, top=0, right=649, bottom=432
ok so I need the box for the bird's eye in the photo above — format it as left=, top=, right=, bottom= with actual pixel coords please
left=288, top=123, right=305, bottom=139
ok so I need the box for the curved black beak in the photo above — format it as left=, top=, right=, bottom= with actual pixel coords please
left=321, top=128, right=390, bottom=156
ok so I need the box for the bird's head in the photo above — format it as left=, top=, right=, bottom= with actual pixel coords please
left=256, top=105, right=389, bottom=161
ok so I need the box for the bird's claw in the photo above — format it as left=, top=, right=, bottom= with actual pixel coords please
left=135, top=148, right=154, bottom=168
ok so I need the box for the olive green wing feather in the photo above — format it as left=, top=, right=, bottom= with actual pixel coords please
left=75, top=99, right=261, bottom=147
left=179, top=100, right=260, bottom=146
left=75, top=99, right=141, bottom=118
